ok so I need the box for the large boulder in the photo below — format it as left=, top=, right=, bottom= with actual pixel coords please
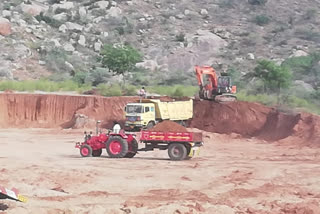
left=136, top=60, right=159, bottom=72
left=52, top=13, right=69, bottom=22
left=290, top=50, right=308, bottom=58
left=0, top=60, right=13, bottom=79
left=52, top=2, right=75, bottom=12
left=294, top=80, right=315, bottom=93
left=106, top=7, right=122, bottom=18
left=95, top=1, right=110, bottom=9
left=20, top=2, right=48, bottom=16
left=0, top=18, right=12, bottom=36
left=157, top=30, right=227, bottom=72
left=65, top=22, right=83, bottom=32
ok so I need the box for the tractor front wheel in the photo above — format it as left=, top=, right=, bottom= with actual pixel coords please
left=80, top=144, right=92, bottom=157
left=106, top=136, right=128, bottom=158
left=168, top=143, right=187, bottom=161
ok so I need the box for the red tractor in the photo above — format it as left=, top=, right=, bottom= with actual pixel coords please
left=75, top=130, right=138, bottom=158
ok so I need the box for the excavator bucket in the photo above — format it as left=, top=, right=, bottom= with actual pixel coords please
left=214, top=94, right=237, bottom=102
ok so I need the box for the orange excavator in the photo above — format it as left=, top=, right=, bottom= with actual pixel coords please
left=195, top=65, right=237, bottom=102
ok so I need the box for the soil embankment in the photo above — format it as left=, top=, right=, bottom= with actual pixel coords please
left=190, top=100, right=320, bottom=146
left=0, top=93, right=319, bottom=145
left=0, top=93, right=138, bottom=129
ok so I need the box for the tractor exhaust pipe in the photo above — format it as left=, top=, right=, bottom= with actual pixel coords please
left=96, top=120, right=101, bottom=135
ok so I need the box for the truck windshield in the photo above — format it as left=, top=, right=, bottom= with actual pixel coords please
left=126, top=105, right=143, bottom=113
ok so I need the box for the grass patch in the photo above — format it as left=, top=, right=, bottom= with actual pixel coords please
left=237, top=91, right=320, bottom=115
left=0, top=80, right=91, bottom=92
left=148, top=85, right=198, bottom=97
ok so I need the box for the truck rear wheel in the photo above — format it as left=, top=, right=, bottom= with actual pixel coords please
left=168, top=143, right=187, bottom=161
left=80, top=144, right=92, bottom=157
left=106, top=136, right=128, bottom=158
left=125, top=139, right=138, bottom=158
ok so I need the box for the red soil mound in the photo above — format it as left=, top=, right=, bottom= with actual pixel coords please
left=254, top=110, right=301, bottom=141
left=278, top=112, right=320, bottom=146
left=190, top=100, right=320, bottom=146
left=150, top=120, right=187, bottom=132
left=190, top=100, right=272, bottom=136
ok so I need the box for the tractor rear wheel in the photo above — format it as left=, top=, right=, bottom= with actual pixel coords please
left=168, top=143, right=187, bottom=161
left=106, top=136, right=128, bottom=158
left=80, top=144, right=92, bottom=157
left=92, top=149, right=102, bottom=157
left=125, top=139, right=138, bottom=158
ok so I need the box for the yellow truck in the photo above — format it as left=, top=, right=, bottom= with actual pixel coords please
left=124, top=99, right=193, bottom=130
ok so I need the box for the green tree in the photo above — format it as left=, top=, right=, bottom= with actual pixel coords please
left=247, top=60, right=292, bottom=103
left=100, top=44, right=142, bottom=84
left=282, top=52, right=320, bottom=88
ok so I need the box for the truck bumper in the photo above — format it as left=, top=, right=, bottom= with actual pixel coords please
left=125, top=122, right=144, bottom=129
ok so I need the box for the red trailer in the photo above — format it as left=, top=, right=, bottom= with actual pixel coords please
left=139, top=131, right=203, bottom=160
left=75, top=130, right=203, bottom=161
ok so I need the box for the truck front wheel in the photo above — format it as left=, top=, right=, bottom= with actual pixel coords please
left=168, top=143, right=187, bottom=161
left=106, top=136, right=128, bottom=158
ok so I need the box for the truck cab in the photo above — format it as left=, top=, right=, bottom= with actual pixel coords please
left=125, top=103, right=156, bottom=130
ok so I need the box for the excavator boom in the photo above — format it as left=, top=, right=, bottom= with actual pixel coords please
left=194, top=65, right=237, bottom=102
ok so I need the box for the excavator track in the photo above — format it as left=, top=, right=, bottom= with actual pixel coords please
left=214, top=94, right=237, bottom=102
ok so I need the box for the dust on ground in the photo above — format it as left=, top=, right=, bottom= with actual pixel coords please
left=0, top=128, right=320, bottom=214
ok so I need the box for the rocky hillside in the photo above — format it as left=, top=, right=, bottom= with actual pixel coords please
left=0, top=0, right=319, bottom=82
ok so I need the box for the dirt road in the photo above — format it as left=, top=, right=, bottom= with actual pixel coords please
left=1, top=129, right=320, bottom=214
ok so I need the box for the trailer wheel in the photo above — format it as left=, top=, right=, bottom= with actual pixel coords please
left=168, top=143, right=187, bottom=161
left=125, top=139, right=138, bottom=158
left=80, top=144, right=92, bottom=157
left=106, top=136, right=128, bottom=158
left=92, top=149, right=102, bottom=157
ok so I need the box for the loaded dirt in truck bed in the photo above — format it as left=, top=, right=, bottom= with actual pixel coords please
left=149, top=120, right=187, bottom=132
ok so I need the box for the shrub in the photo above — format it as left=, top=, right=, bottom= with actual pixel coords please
left=35, top=12, right=62, bottom=28
left=295, top=28, right=320, bottom=42
left=254, top=15, right=270, bottom=26
left=73, top=72, right=89, bottom=85
left=85, top=68, right=111, bottom=86
left=97, top=84, right=122, bottom=96
left=219, top=0, right=236, bottom=8
left=303, top=9, right=317, bottom=20
left=248, top=0, right=268, bottom=5
left=123, top=85, right=138, bottom=96
left=175, top=33, right=185, bottom=42
left=172, top=87, right=184, bottom=97
left=44, top=48, right=68, bottom=73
